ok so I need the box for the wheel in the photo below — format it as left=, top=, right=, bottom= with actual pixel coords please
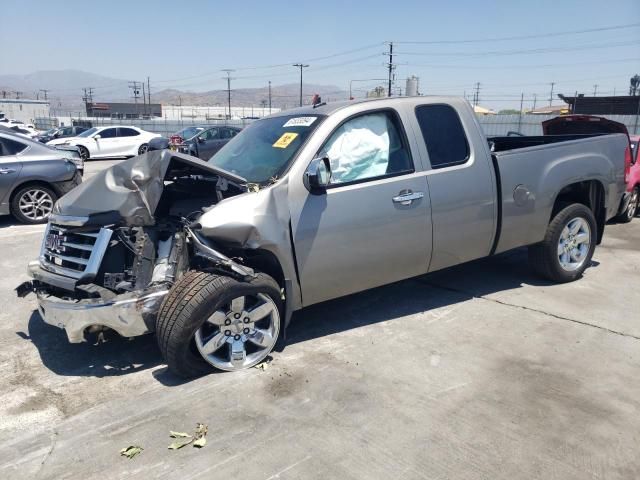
left=528, top=203, right=597, bottom=283
left=138, top=143, right=149, bottom=155
left=77, top=145, right=89, bottom=161
left=618, top=186, right=639, bottom=223
left=156, top=271, right=282, bottom=377
left=10, top=184, right=58, bottom=224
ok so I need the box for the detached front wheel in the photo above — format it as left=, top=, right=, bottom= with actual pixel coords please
left=156, top=271, right=282, bottom=377
left=528, top=203, right=597, bottom=283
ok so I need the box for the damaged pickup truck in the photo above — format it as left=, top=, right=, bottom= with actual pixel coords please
left=18, top=97, right=628, bottom=377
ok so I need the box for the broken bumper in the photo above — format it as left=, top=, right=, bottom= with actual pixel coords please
left=27, top=262, right=168, bottom=343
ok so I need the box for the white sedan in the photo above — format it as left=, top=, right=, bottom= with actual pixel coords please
left=47, top=126, right=160, bottom=160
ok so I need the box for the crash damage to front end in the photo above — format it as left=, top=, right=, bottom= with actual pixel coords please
left=16, top=150, right=279, bottom=343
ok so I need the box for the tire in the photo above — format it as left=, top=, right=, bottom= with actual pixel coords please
left=138, top=143, right=149, bottom=155
left=156, top=270, right=283, bottom=378
left=10, top=184, right=58, bottom=224
left=617, top=186, right=639, bottom=223
left=528, top=203, right=597, bottom=283
left=77, top=146, right=89, bottom=161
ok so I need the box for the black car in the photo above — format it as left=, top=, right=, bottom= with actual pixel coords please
left=35, top=125, right=89, bottom=143
left=148, top=125, right=241, bottom=160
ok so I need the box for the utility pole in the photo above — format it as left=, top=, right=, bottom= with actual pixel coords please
left=268, top=81, right=272, bottom=114
left=142, top=82, right=147, bottom=116
left=147, top=76, right=151, bottom=107
left=384, top=42, right=394, bottom=97
left=222, top=69, right=235, bottom=119
left=549, top=82, right=555, bottom=106
left=473, top=82, right=481, bottom=106
left=13, top=91, right=22, bottom=99
left=593, top=84, right=598, bottom=96
left=293, top=63, right=309, bottom=107
left=532, top=93, right=537, bottom=110
left=39, top=89, right=50, bottom=101
left=517, top=92, right=524, bottom=133
left=129, top=81, right=141, bottom=117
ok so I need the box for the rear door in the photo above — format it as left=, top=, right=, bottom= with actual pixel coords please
left=290, top=109, right=433, bottom=306
left=196, top=127, right=224, bottom=159
left=0, top=136, right=25, bottom=210
left=117, top=127, right=142, bottom=155
left=411, top=103, right=497, bottom=272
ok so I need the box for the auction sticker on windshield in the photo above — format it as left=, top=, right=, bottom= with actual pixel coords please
left=273, top=132, right=299, bottom=148
left=282, top=117, right=317, bottom=128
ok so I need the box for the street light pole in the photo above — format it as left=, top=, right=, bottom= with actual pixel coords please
left=293, top=63, right=309, bottom=107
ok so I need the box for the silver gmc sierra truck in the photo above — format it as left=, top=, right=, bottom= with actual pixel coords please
left=17, top=97, right=628, bottom=377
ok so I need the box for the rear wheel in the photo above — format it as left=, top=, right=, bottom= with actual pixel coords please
left=10, top=184, right=58, bottom=224
left=156, top=271, right=282, bottom=377
left=528, top=203, right=597, bottom=283
left=618, top=186, right=639, bottom=223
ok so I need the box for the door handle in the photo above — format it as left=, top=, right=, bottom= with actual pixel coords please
left=392, top=190, right=424, bottom=205
left=0, top=168, right=16, bottom=175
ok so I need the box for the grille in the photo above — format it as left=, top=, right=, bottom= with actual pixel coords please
left=40, top=223, right=112, bottom=280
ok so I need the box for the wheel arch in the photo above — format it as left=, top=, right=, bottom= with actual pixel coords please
left=552, top=179, right=606, bottom=243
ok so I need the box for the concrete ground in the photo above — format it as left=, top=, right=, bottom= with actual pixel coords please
left=0, top=158, right=638, bottom=479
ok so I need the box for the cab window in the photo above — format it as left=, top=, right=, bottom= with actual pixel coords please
left=415, top=104, right=470, bottom=169
left=319, top=110, right=413, bottom=185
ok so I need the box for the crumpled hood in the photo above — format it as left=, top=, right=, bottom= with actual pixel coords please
left=53, top=150, right=246, bottom=226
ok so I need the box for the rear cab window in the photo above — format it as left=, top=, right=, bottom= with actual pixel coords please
left=414, top=104, right=470, bottom=169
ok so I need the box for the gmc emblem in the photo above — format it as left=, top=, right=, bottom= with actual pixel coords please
left=45, top=234, right=65, bottom=252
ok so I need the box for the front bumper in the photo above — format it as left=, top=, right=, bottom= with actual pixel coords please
left=27, top=262, right=168, bottom=343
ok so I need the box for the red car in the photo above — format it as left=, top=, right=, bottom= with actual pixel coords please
left=623, top=135, right=640, bottom=221
left=542, top=115, right=636, bottom=222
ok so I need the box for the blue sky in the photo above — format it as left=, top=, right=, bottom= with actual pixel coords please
left=1, top=0, right=639, bottom=109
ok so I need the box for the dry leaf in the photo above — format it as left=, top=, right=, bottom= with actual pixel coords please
left=120, top=445, right=143, bottom=459
left=193, top=437, right=207, bottom=448
left=169, top=431, right=192, bottom=438
left=168, top=438, right=193, bottom=450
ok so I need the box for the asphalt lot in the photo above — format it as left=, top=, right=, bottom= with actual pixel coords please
left=0, top=158, right=638, bottom=479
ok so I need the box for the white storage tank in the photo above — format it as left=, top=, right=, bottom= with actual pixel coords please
left=406, top=76, right=419, bottom=97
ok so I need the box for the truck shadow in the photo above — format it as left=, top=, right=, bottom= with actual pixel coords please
left=23, top=247, right=580, bottom=382
left=285, top=248, right=560, bottom=346
left=23, top=310, right=162, bottom=378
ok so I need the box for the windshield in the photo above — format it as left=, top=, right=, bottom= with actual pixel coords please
left=178, top=126, right=205, bottom=139
left=77, top=127, right=98, bottom=138
left=208, top=114, right=324, bottom=183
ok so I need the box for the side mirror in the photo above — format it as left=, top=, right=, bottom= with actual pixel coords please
left=94, top=135, right=101, bottom=140
left=197, top=136, right=205, bottom=143
left=304, top=157, right=331, bottom=193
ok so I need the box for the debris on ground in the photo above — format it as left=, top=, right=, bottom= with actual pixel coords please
left=254, top=357, right=272, bottom=371
left=120, top=445, right=143, bottom=459
left=168, top=423, right=208, bottom=450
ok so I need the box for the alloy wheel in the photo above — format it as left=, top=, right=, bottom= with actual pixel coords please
left=194, top=293, right=279, bottom=371
left=627, top=189, right=638, bottom=220
left=18, top=188, right=54, bottom=221
left=557, top=217, right=591, bottom=272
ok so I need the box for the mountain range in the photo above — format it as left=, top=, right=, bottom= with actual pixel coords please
left=0, top=70, right=349, bottom=112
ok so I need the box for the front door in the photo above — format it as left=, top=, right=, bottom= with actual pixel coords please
left=92, top=127, right=119, bottom=157
left=290, top=110, right=432, bottom=306
left=196, top=128, right=225, bottom=160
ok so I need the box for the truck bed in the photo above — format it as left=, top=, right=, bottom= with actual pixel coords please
left=489, top=133, right=629, bottom=254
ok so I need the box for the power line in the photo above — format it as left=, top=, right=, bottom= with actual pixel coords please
left=394, top=22, right=640, bottom=44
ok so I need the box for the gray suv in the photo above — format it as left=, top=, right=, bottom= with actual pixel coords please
left=0, top=131, right=82, bottom=224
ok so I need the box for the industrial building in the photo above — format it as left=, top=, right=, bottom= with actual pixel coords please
left=86, top=102, right=162, bottom=118
left=0, top=98, right=50, bottom=123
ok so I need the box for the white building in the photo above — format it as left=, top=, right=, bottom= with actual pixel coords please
left=0, top=99, right=51, bottom=124
left=161, top=105, right=280, bottom=121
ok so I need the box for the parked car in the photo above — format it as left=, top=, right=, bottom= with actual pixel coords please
left=46, top=126, right=160, bottom=160
left=35, top=126, right=89, bottom=143
left=0, top=131, right=82, bottom=224
left=19, top=97, right=627, bottom=377
left=7, top=124, right=40, bottom=138
left=621, top=135, right=640, bottom=221
left=148, top=125, right=241, bottom=160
